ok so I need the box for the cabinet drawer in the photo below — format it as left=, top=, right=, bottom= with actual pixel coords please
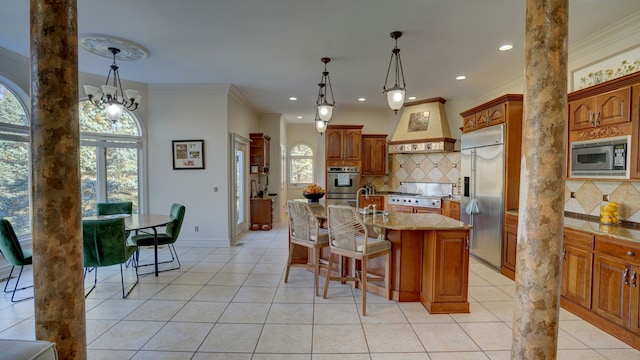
left=595, top=236, right=640, bottom=264
left=564, top=228, right=594, bottom=251
left=505, top=213, right=518, bottom=228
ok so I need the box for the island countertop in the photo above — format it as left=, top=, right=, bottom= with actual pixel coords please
left=303, top=201, right=471, bottom=231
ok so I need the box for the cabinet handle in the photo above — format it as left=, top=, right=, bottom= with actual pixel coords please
left=628, top=250, right=636, bottom=256
left=562, top=249, right=567, bottom=262
left=589, top=112, right=595, bottom=126
left=624, top=268, right=630, bottom=285
left=632, top=271, right=637, bottom=288
left=466, top=236, right=470, bottom=249
left=595, top=111, right=601, bottom=126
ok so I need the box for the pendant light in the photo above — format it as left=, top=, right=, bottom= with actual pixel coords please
left=314, top=108, right=328, bottom=134
left=383, top=31, right=406, bottom=113
left=316, top=57, right=335, bottom=122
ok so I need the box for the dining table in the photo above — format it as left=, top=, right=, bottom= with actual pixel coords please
left=83, top=213, right=173, bottom=276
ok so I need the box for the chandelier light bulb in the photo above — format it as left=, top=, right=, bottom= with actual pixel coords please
left=106, top=103, right=124, bottom=121
left=315, top=119, right=328, bottom=133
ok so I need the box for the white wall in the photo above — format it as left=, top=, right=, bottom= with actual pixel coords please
left=147, top=84, right=232, bottom=246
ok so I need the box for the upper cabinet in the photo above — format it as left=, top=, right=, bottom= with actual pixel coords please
left=460, top=94, right=522, bottom=134
left=249, top=133, right=270, bottom=174
left=569, top=87, right=631, bottom=131
left=325, top=125, right=363, bottom=167
left=362, top=134, right=387, bottom=175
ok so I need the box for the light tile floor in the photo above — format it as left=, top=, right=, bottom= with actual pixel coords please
left=2, top=221, right=640, bottom=359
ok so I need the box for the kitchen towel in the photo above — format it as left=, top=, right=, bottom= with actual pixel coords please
left=337, top=173, right=350, bottom=186
left=465, top=199, right=480, bottom=215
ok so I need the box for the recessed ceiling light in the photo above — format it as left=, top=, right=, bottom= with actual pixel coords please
left=408, top=96, right=417, bottom=100
left=358, top=98, right=366, bottom=102
left=456, top=75, right=467, bottom=80
left=296, top=115, right=303, bottom=119
left=499, top=44, right=513, bottom=51
left=289, top=97, right=297, bottom=101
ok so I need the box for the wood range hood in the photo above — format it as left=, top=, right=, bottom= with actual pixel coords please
left=388, top=97, right=457, bottom=154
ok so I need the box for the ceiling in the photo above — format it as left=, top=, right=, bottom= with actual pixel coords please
left=1, top=1, right=640, bottom=124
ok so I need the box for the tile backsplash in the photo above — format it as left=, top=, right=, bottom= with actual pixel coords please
left=362, top=152, right=461, bottom=194
left=362, top=151, right=640, bottom=224
left=565, top=180, right=640, bottom=222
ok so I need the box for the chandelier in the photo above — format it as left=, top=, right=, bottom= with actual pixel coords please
left=383, top=31, right=406, bottom=114
left=316, top=57, right=335, bottom=122
left=83, top=47, right=141, bottom=130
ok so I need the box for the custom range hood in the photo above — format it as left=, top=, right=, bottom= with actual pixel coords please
left=388, top=97, right=457, bottom=154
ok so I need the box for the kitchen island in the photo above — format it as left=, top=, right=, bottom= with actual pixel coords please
left=300, top=202, right=473, bottom=314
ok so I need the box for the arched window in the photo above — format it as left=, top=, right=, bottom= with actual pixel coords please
left=289, top=144, right=313, bottom=184
left=79, top=100, right=143, bottom=216
left=0, top=82, right=30, bottom=236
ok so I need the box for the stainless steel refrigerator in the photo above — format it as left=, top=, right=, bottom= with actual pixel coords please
left=460, top=124, right=505, bottom=270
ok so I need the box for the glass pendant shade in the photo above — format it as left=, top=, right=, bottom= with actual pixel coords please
left=106, top=103, right=124, bottom=121
left=386, top=87, right=406, bottom=111
left=315, top=119, right=328, bottom=133
left=317, top=103, right=333, bottom=122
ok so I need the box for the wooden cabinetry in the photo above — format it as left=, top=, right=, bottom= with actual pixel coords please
left=325, top=125, right=363, bottom=167
left=569, top=87, right=630, bottom=131
left=250, top=197, right=275, bottom=229
left=421, top=230, right=470, bottom=313
left=461, top=101, right=508, bottom=133
left=388, top=204, right=441, bottom=214
left=562, top=228, right=594, bottom=309
left=567, top=71, right=640, bottom=179
left=501, top=213, right=518, bottom=280
left=358, top=194, right=384, bottom=211
left=442, top=199, right=460, bottom=220
left=249, top=133, right=270, bottom=174
left=362, top=134, right=387, bottom=175
left=592, top=235, right=640, bottom=329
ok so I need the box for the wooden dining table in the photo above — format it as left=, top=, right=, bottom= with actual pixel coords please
left=83, top=214, right=173, bottom=276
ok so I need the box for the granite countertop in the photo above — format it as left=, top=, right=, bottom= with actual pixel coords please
left=506, top=209, right=640, bottom=244
left=302, top=201, right=471, bottom=231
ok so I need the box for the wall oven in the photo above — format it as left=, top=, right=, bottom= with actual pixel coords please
left=326, top=166, right=360, bottom=206
left=570, top=135, right=630, bottom=179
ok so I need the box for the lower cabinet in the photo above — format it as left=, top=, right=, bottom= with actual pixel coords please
left=388, top=204, right=442, bottom=214
left=501, top=213, right=518, bottom=280
left=421, top=230, right=470, bottom=313
left=250, top=197, right=275, bottom=229
left=358, top=194, right=384, bottom=211
left=442, top=200, right=460, bottom=220
left=561, top=228, right=594, bottom=309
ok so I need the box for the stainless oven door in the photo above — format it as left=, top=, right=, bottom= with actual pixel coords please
left=327, top=172, right=360, bottom=196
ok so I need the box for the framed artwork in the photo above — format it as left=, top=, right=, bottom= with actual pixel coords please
left=172, top=140, right=205, bottom=170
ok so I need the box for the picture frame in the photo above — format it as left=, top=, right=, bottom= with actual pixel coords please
left=172, top=140, right=205, bottom=170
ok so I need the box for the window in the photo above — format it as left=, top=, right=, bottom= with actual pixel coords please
left=289, top=144, right=313, bottom=184
left=0, top=84, right=144, bottom=238
left=0, top=83, right=30, bottom=236
left=79, top=100, right=143, bottom=216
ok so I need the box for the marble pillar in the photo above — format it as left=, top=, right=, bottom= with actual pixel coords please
left=30, top=1, right=86, bottom=359
left=512, top=0, right=568, bottom=358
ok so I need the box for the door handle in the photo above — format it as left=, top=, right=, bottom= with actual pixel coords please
left=632, top=271, right=637, bottom=288
left=589, top=112, right=595, bottom=126
left=562, top=249, right=567, bottom=262
left=465, top=236, right=470, bottom=249
left=595, top=111, right=601, bottom=126
left=624, top=268, right=630, bottom=285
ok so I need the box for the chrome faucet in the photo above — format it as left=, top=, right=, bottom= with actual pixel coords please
left=355, top=187, right=369, bottom=210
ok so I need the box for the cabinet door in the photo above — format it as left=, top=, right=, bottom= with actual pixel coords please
left=326, top=129, right=343, bottom=161
left=263, top=138, right=270, bottom=169
left=487, top=103, right=505, bottom=126
left=592, top=254, right=630, bottom=328
left=388, top=204, right=412, bottom=213
left=502, top=214, right=518, bottom=274
left=474, top=111, right=489, bottom=129
left=449, top=202, right=460, bottom=220
left=423, top=230, right=469, bottom=303
left=414, top=207, right=441, bottom=214
left=359, top=195, right=383, bottom=210
left=561, top=246, right=593, bottom=309
left=630, top=266, right=640, bottom=333
left=596, top=87, right=630, bottom=127
left=362, top=135, right=386, bottom=175
left=343, top=129, right=362, bottom=161
left=462, top=114, right=475, bottom=132
left=569, top=97, right=597, bottom=131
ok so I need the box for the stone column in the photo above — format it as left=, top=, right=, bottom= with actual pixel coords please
left=30, top=1, right=86, bottom=359
left=512, top=0, right=568, bottom=358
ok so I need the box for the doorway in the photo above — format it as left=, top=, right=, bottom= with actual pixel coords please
left=231, top=133, right=250, bottom=244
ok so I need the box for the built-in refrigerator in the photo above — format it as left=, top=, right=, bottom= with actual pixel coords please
left=460, top=124, right=505, bottom=270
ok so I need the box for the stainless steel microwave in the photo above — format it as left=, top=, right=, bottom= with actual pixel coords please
left=570, top=135, right=630, bottom=179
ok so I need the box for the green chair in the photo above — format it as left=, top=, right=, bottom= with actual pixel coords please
left=97, top=201, right=133, bottom=216
left=0, top=219, right=33, bottom=302
left=83, top=217, right=138, bottom=298
left=131, top=203, right=185, bottom=273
